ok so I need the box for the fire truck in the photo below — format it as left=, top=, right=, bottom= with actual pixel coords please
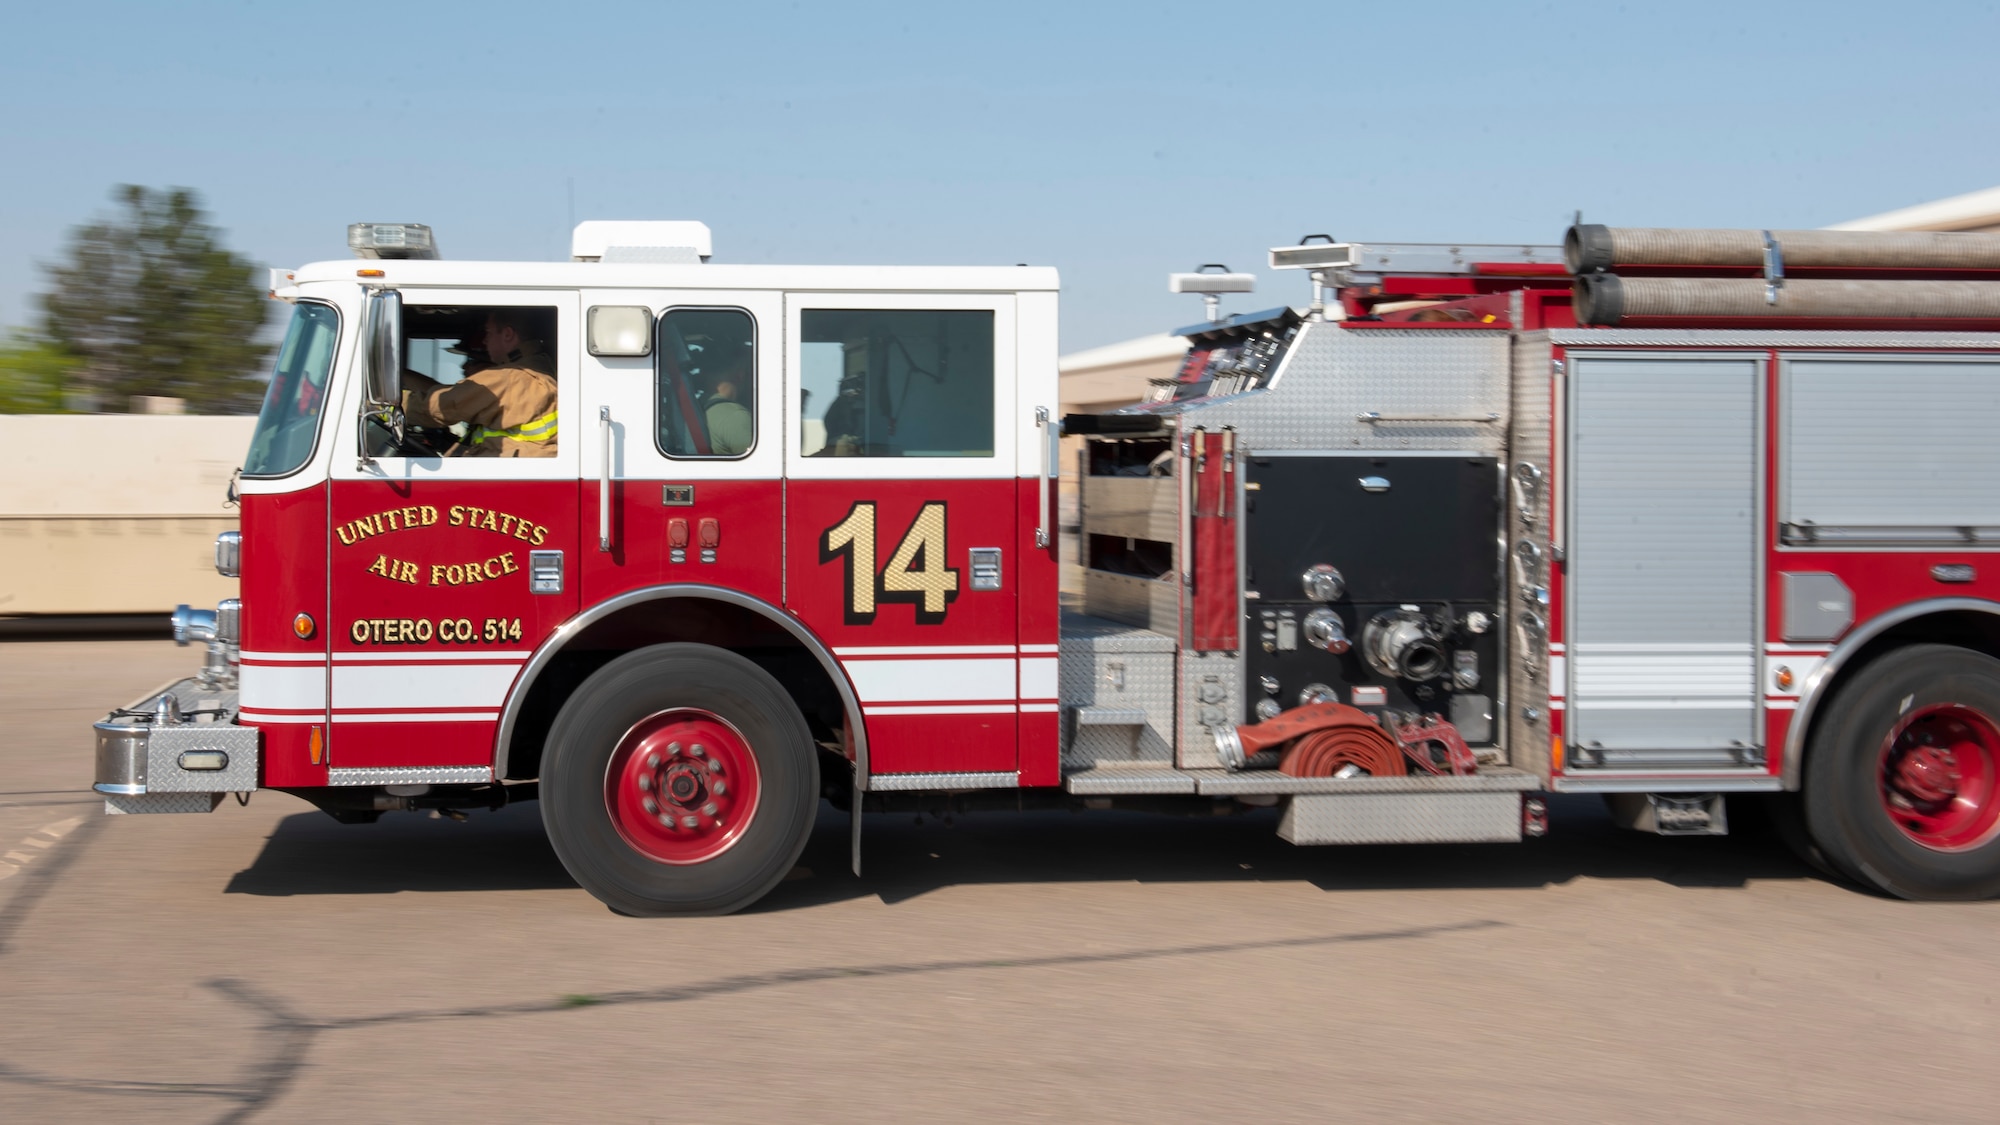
left=93, top=220, right=2000, bottom=914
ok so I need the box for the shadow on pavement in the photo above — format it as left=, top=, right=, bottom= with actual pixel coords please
left=225, top=794, right=1822, bottom=908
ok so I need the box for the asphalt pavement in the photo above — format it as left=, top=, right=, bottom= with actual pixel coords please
left=2, top=638, right=1997, bottom=1123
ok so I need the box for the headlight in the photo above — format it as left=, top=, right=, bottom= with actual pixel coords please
left=215, top=530, right=241, bottom=577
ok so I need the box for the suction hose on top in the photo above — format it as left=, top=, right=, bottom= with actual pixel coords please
left=1574, top=274, right=2000, bottom=325
left=1565, top=224, right=2000, bottom=273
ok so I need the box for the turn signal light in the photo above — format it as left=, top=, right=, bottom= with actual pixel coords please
left=357, top=268, right=386, bottom=278
left=1774, top=665, right=1795, bottom=691
left=293, top=613, right=317, bottom=640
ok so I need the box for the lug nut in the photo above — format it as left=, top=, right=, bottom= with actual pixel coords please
left=682, top=815, right=698, bottom=828
left=659, top=813, right=675, bottom=827
left=667, top=741, right=682, bottom=754
left=638, top=774, right=651, bottom=791
left=713, top=781, right=727, bottom=796
left=691, top=744, right=707, bottom=757
left=643, top=797, right=658, bottom=814
left=702, top=802, right=719, bottom=816
left=646, top=753, right=660, bottom=769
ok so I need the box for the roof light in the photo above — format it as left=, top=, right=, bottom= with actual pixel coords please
left=571, top=221, right=712, bottom=263
left=1168, top=265, right=1256, bottom=295
left=1170, top=264, right=1255, bottom=323
left=348, top=223, right=439, bottom=260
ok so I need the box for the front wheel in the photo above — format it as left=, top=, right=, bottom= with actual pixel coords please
left=542, top=643, right=819, bottom=915
left=1804, top=644, right=2000, bottom=900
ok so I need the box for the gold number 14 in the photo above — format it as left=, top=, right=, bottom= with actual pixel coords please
left=820, top=501, right=960, bottom=623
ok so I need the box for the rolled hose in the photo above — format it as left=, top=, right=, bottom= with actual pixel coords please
left=1566, top=224, right=2000, bottom=273
left=1574, top=273, right=2000, bottom=325
left=1217, top=701, right=1405, bottom=778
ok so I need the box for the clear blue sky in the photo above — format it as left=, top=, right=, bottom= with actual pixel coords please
left=4, top=0, right=1998, bottom=352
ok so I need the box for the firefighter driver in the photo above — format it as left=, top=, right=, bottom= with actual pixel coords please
left=401, top=310, right=559, bottom=456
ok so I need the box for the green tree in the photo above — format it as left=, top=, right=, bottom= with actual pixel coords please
left=39, top=185, right=273, bottom=413
left=0, top=332, right=79, bottom=413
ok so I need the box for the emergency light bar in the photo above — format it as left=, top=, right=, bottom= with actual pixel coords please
left=1168, top=266, right=1256, bottom=295
left=348, top=223, right=439, bottom=260
left=1272, top=240, right=1561, bottom=277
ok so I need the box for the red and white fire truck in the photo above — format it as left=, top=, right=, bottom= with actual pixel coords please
left=95, top=220, right=2000, bottom=913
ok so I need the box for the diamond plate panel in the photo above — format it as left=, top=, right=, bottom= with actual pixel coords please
left=1277, top=792, right=1522, bottom=844
left=1507, top=328, right=1553, bottom=778
left=1063, top=767, right=1197, bottom=795
left=1178, top=650, right=1241, bottom=770
left=1166, top=322, right=1511, bottom=455
left=326, top=766, right=494, bottom=787
left=105, top=792, right=224, bottom=815
left=866, top=771, right=1017, bottom=791
left=145, top=725, right=260, bottom=792
left=1060, top=612, right=1176, bottom=769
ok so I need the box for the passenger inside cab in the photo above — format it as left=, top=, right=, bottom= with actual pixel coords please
left=399, top=307, right=559, bottom=457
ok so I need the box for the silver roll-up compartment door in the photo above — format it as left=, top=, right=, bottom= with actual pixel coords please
left=1565, top=354, right=1761, bottom=765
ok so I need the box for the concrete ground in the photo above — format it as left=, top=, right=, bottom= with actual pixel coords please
left=2, top=638, right=1996, bottom=1123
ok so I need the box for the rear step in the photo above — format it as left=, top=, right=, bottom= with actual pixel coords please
left=1063, top=764, right=1546, bottom=845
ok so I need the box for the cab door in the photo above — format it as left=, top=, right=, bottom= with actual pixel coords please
left=324, top=289, right=581, bottom=777
left=579, top=292, right=784, bottom=606
left=783, top=295, right=1020, bottom=781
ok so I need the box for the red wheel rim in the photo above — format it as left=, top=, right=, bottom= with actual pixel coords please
left=605, top=709, right=761, bottom=865
left=1878, top=703, right=2000, bottom=852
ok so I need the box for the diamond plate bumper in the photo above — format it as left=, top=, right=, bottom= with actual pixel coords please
left=93, top=676, right=260, bottom=813
left=1277, top=791, right=1525, bottom=844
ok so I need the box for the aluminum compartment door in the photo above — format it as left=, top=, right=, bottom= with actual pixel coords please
left=1567, top=355, right=1759, bottom=760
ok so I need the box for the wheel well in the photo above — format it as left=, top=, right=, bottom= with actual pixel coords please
left=502, top=597, right=850, bottom=781
left=1793, top=607, right=2000, bottom=787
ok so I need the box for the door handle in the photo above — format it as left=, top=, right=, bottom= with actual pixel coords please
left=598, top=406, right=612, bottom=553
left=1035, top=407, right=1055, bottom=550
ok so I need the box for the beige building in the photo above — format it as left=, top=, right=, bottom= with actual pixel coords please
left=1, top=415, right=250, bottom=617
left=1829, top=185, right=2000, bottom=233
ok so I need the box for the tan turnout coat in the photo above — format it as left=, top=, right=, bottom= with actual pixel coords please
left=402, top=347, right=559, bottom=457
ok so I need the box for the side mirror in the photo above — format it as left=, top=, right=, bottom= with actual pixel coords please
left=366, top=288, right=404, bottom=409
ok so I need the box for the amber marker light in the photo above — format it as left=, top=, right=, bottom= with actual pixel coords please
left=357, top=268, right=386, bottom=278
left=293, top=613, right=317, bottom=640
left=1551, top=735, right=1565, bottom=773
left=1774, top=665, right=1795, bottom=691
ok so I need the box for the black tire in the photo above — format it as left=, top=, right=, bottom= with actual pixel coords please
left=1803, top=644, right=2000, bottom=901
left=1757, top=792, right=1855, bottom=883
left=541, top=643, right=818, bottom=915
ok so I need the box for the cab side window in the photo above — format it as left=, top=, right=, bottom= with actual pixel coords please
left=657, top=308, right=756, bottom=459
left=799, top=309, right=994, bottom=457
left=368, top=304, right=559, bottom=458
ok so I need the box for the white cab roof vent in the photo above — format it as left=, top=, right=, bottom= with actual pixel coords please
left=571, top=220, right=712, bottom=264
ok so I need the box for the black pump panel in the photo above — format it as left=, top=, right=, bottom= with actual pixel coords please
left=1243, top=455, right=1501, bottom=603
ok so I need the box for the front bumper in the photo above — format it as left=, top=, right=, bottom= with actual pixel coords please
left=94, top=677, right=261, bottom=814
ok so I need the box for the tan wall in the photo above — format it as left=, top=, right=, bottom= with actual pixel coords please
left=0, top=415, right=254, bottom=615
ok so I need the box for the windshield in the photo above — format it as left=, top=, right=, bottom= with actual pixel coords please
left=243, top=301, right=340, bottom=477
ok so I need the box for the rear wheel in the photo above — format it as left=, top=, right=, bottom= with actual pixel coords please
left=1804, top=644, right=2000, bottom=900
left=542, top=643, right=818, bottom=915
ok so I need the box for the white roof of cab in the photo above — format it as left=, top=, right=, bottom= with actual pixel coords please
left=288, top=258, right=1060, bottom=292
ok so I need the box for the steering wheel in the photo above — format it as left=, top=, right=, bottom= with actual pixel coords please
left=395, top=425, right=452, bottom=458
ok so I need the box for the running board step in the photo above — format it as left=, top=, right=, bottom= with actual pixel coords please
left=1072, top=706, right=1149, bottom=727
left=1064, top=765, right=1540, bottom=797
